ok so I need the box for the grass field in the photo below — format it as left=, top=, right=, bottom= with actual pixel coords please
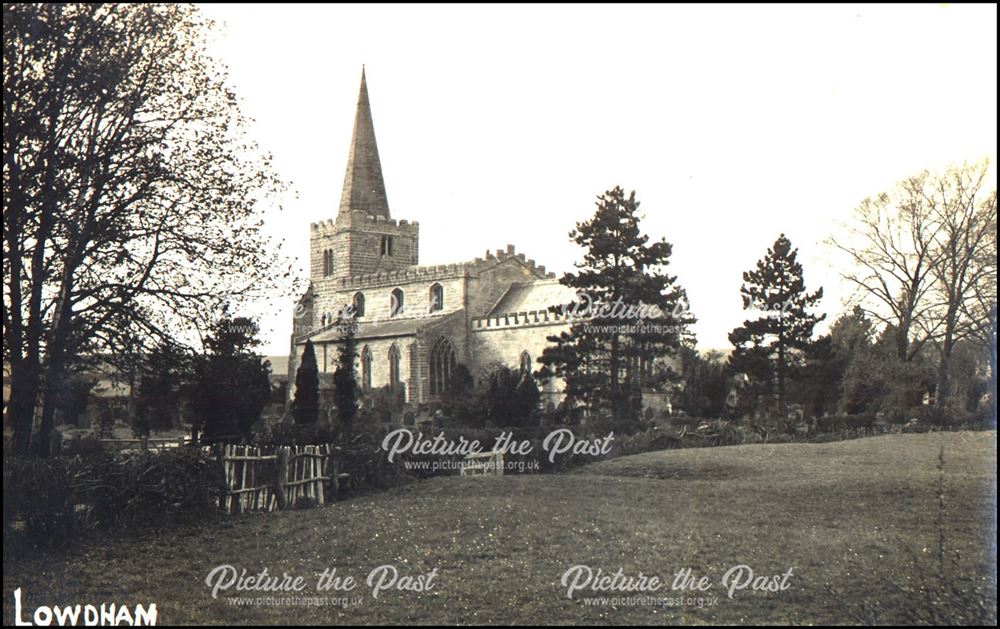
left=3, top=431, right=996, bottom=625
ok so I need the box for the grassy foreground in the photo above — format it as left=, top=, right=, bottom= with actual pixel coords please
left=3, top=431, right=996, bottom=625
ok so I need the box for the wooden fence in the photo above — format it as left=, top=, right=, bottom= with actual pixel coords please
left=217, top=444, right=348, bottom=514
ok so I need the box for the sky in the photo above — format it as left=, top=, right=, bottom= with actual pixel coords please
left=196, top=3, right=998, bottom=356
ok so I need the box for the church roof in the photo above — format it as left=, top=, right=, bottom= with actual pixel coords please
left=487, top=279, right=578, bottom=317
left=339, top=67, right=390, bottom=218
left=299, top=310, right=465, bottom=344
left=304, top=317, right=423, bottom=344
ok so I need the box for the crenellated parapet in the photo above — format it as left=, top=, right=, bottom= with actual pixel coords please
left=310, top=210, right=420, bottom=236
left=472, top=243, right=556, bottom=279
left=471, top=307, right=570, bottom=331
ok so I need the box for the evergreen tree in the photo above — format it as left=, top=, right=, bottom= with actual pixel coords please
left=332, top=316, right=359, bottom=430
left=440, top=364, right=480, bottom=425
left=538, top=187, right=695, bottom=423
left=189, top=315, right=271, bottom=442
left=292, top=340, right=320, bottom=424
left=482, top=365, right=540, bottom=427
left=728, top=234, right=824, bottom=419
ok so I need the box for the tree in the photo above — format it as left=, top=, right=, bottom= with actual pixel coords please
left=961, top=244, right=997, bottom=423
left=51, top=373, right=97, bottom=428
left=332, top=316, right=359, bottom=430
left=793, top=334, right=844, bottom=419
left=188, top=315, right=271, bottom=442
left=678, top=348, right=730, bottom=419
left=830, top=162, right=997, bottom=410
left=134, top=340, right=191, bottom=435
left=3, top=4, right=289, bottom=455
left=922, top=163, right=997, bottom=408
left=829, top=173, right=941, bottom=363
left=728, top=234, right=825, bottom=419
left=291, top=340, right=319, bottom=424
left=828, top=306, right=880, bottom=414
left=483, top=365, right=540, bottom=428
left=537, top=187, right=695, bottom=423
left=439, top=364, right=480, bottom=426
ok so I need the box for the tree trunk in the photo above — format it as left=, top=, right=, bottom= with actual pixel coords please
left=34, top=358, right=65, bottom=457
left=609, top=332, right=620, bottom=421
left=936, top=304, right=959, bottom=408
left=777, top=339, right=787, bottom=419
left=7, top=361, right=40, bottom=455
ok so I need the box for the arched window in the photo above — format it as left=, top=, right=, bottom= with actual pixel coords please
left=380, top=235, right=394, bottom=256
left=361, top=346, right=372, bottom=391
left=429, top=337, right=456, bottom=396
left=388, top=344, right=401, bottom=390
left=520, top=351, right=532, bottom=375
left=429, top=283, right=444, bottom=312
left=390, top=288, right=404, bottom=317
left=352, top=292, right=365, bottom=318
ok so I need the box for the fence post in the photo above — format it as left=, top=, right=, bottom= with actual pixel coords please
left=331, top=446, right=344, bottom=499
left=275, top=447, right=289, bottom=510
left=216, top=444, right=227, bottom=513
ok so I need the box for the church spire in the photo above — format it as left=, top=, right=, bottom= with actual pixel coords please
left=339, top=66, right=390, bottom=218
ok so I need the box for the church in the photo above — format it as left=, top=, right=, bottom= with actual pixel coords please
left=287, top=68, right=578, bottom=414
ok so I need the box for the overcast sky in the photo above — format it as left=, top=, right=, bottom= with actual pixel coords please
left=196, top=3, right=998, bottom=357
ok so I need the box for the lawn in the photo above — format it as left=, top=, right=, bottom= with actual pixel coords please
left=3, top=431, right=996, bottom=625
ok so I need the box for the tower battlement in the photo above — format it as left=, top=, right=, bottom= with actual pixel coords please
left=310, top=212, right=420, bottom=235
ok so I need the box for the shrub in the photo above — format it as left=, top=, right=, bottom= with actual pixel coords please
left=3, top=456, right=78, bottom=549
left=3, top=447, right=224, bottom=554
left=254, top=420, right=339, bottom=448
left=338, top=425, right=411, bottom=493
left=82, top=448, right=225, bottom=529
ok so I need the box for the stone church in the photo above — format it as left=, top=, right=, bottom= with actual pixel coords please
left=287, top=68, right=578, bottom=413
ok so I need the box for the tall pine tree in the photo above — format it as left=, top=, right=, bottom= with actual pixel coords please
left=292, top=340, right=319, bottom=424
left=728, top=234, right=824, bottom=420
left=538, top=187, right=695, bottom=424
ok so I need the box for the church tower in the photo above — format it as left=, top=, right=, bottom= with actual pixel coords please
left=311, top=67, right=419, bottom=283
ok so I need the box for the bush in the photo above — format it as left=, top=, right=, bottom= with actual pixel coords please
left=83, top=448, right=225, bottom=529
left=815, top=414, right=876, bottom=435
left=904, top=405, right=987, bottom=430
left=3, top=447, right=224, bottom=554
left=3, top=456, right=78, bottom=549
left=338, top=425, right=411, bottom=493
left=254, top=420, right=339, bottom=447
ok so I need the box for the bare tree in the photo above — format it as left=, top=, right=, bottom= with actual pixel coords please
left=832, top=161, right=997, bottom=411
left=3, top=4, right=293, bottom=454
left=830, top=172, right=942, bottom=363
left=926, top=164, right=997, bottom=408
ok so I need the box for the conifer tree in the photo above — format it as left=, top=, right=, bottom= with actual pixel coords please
left=332, top=316, right=359, bottom=429
left=728, top=234, right=824, bottom=419
left=292, top=340, right=320, bottom=424
left=189, top=315, right=271, bottom=442
left=538, top=186, right=695, bottom=424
